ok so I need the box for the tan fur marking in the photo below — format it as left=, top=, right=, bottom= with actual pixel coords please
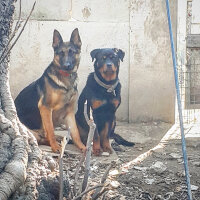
left=64, top=111, right=86, bottom=152
left=53, top=55, right=61, bottom=67
left=93, top=133, right=101, bottom=156
left=38, top=98, right=61, bottom=152
left=112, top=99, right=120, bottom=108
left=100, top=122, right=112, bottom=153
left=91, top=99, right=106, bottom=109
left=99, top=64, right=117, bottom=81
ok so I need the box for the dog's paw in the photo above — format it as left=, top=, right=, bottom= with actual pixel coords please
left=81, top=146, right=87, bottom=154
left=93, top=148, right=102, bottom=156
left=103, top=145, right=113, bottom=154
left=51, top=142, right=61, bottom=153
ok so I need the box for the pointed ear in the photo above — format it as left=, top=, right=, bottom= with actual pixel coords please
left=90, top=49, right=100, bottom=62
left=70, top=28, right=82, bottom=49
left=52, top=29, right=63, bottom=49
left=113, top=48, right=125, bottom=62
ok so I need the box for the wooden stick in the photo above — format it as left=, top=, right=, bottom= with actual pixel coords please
left=73, top=154, right=85, bottom=197
left=0, top=1, right=36, bottom=64
left=81, top=101, right=96, bottom=193
left=92, top=187, right=109, bottom=200
left=72, top=184, right=103, bottom=200
left=92, top=161, right=115, bottom=199
left=59, top=136, right=67, bottom=200
left=0, top=0, right=22, bottom=61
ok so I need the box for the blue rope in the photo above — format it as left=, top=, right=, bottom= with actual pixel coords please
left=165, top=0, right=192, bottom=199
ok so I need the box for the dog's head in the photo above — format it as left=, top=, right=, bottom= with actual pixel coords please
left=52, top=28, right=82, bottom=73
left=90, top=48, right=125, bottom=83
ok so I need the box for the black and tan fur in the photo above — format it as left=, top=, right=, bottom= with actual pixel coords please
left=76, top=48, right=135, bottom=156
left=15, top=28, right=86, bottom=153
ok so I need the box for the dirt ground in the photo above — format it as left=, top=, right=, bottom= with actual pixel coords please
left=40, top=121, right=200, bottom=200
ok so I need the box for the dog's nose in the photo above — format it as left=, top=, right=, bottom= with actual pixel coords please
left=107, top=63, right=112, bottom=68
left=64, top=62, right=73, bottom=70
left=65, top=62, right=71, bottom=67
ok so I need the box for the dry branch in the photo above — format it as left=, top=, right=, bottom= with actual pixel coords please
left=81, top=101, right=96, bottom=193
left=0, top=0, right=22, bottom=61
left=72, top=184, right=103, bottom=200
left=73, top=154, right=85, bottom=197
left=0, top=1, right=36, bottom=64
left=92, top=161, right=115, bottom=199
left=59, top=136, right=67, bottom=200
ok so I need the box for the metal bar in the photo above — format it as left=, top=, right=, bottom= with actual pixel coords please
left=165, top=0, right=192, bottom=199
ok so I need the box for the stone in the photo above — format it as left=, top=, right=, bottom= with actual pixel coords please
left=150, top=161, right=167, bottom=174
left=191, top=185, right=199, bottom=191
left=145, top=178, right=155, bottom=185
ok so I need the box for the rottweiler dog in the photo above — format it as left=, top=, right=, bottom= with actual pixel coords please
left=76, top=48, right=134, bottom=156
left=15, top=28, right=86, bottom=153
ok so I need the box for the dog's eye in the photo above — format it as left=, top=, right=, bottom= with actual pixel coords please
left=59, top=51, right=65, bottom=56
left=68, top=49, right=74, bottom=55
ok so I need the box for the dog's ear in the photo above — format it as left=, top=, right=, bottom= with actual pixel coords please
left=90, top=49, right=100, bottom=62
left=113, top=48, right=125, bottom=62
left=52, top=29, right=63, bottom=49
left=70, top=28, right=82, bottom=49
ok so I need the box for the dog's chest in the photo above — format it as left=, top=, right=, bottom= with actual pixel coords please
left=46, top=86, right=77, bottom=110
left=91, top=95, right=120, bottom=111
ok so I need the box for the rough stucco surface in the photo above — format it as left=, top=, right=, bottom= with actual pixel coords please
left=10, top=22, right=129, bottom=121
left=191, top=0, right=200, bottom=34
left=129, top=0, right=176, bottom=123
left=10, top=0, right=176, bottom=123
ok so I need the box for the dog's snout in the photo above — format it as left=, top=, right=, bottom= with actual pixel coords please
left=64, top=62, right=73, bottom=70
left=65, top=62, right=71, bottom=67
left=107, top=63, right=112, bottom=68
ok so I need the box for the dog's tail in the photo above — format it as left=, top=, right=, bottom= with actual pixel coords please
left=111, top=132, right=135, bottom=147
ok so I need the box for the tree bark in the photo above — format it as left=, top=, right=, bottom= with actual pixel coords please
left=0, top=1, right=44, bottom=199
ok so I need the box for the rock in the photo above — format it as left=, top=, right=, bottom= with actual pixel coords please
left=169, top=153, right=182, bottom=159
left=102, top=152, right=110, bottom=156
left=164, top=192, right=174, bottom=199
left=109, top=169, right=120, bottom=177
left=110, top=181, right=120, bottom=188
left=150, top=161, right=167, bottom=174
left=191, top=185, right=199, bottom=191
left=193, top=161, right=200, bottom=167
left=134, top=166, right=147, bottom=172
left=145, top=178, right=155, bottom=185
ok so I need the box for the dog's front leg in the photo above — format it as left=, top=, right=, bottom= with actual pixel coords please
left=39, top=104, right=61, bottom=152
left=65, top=112, right=86, bottom=153
left=100, top=122, right=112, bottom=154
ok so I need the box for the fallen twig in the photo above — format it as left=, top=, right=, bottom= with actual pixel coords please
left=81, top=101, right=96, bottom=193
left=0, top=1, right=36, bottom=64
left=92, top=187, right=109, bottom=200
left=72, top=184, right=103, bottom=200
left=92, top=161, right=115, bottom=199
left=0, top=0, right=22, bottom=61
left=59, top=136, right=67, bottom=200
left=73, top=154, right=85, bottom=197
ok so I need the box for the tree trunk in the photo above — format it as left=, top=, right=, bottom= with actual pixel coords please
left=0, top=1, right=45, bottom=199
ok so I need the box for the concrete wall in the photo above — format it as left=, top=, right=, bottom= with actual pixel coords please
left=129, top=0, right=176, bottom=123
left=10, top=0, right=177, bottom=123
left=191, top=0, right=200, bottom=34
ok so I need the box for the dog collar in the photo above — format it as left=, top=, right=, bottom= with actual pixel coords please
left=59, top=69, right=70, bottom=77
left=94, top=73, right=119, bottom=96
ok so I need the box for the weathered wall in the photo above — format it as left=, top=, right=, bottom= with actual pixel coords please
left=191, top=0, right=200, bottom=34
left=129, top=0, right=176, bottom=123
left=9, top=0, right=177, bottom=123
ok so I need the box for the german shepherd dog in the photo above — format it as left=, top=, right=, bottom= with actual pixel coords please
left=15, top=28, right=86, bottom=153
left=76, top=48, right=135, bottom=156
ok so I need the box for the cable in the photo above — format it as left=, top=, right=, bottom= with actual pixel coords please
left=165, top=0, right=192, bottom=199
